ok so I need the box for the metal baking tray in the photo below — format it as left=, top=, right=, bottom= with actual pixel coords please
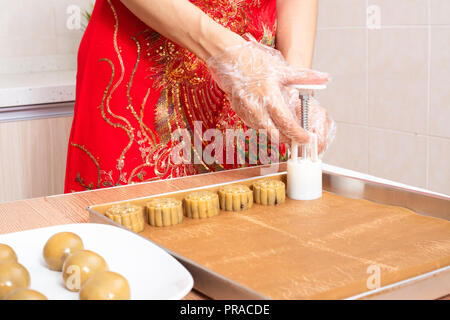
left=87, top=169, right=450, bottom=300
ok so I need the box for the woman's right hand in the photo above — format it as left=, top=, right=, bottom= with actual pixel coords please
left=206, top=36, right=329, bottom=145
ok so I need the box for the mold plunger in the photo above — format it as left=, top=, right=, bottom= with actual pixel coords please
left=287, top=84, right=326, bottom=201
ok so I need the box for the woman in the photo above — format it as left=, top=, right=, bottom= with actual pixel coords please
left=64, top=0, right=332, bottom=192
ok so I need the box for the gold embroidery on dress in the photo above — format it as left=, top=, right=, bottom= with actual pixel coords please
left=71, top=0, right=279, bottom=190
left=71, top=143, right=101, bottom=189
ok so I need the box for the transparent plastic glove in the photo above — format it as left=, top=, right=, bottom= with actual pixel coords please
left=304, top=97, right=336, bottom=156
left=284, top=88, right=336, bottom=157
left=206, top=36, right=329, bottom=145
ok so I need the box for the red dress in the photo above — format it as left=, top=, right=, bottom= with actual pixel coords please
left=65, top=0, right=284, bottom=192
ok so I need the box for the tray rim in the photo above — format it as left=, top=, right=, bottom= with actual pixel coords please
left=88, top=169, right=450, bottom=222
left=86, top=168, right=450, bottom=209
left=87, top=171, right=289, bottom=210
left=62, top=163, right=450, bottom=200
left=346, top=265, right=450, bottom=300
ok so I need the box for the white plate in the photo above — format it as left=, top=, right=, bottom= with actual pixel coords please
left=0, top=223, right=193, bottom=300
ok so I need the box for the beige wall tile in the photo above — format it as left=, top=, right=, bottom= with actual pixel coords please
left=0, top=0, right=55, bottom=38
left=428, top=137, right=450, bottom=195
left=430, top=0, right=450, bottom=25
left=369, top=0, right=428, bottom=26
left=56, top=35, right=84, bottom=55
left=0, top=55, right=77, bottom=74
left=318, top=0, right=366, bottom=28
left=53, top=0, right=93, bottom=37
left=0, top=0, right=89, bottom=60
left=314, top=29, right=367, bottom=125
left=323, top=123, right=369, bottom=173
left=430, top=27, right=450, bottom=138
left=0, top=36, right=58, bottom=58
left=368, top=28, right=428, bottom=134
left=368, top=128, right=427, bottom=187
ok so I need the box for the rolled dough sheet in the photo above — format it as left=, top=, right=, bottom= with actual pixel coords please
left=128, top=191, right=450, bottom=299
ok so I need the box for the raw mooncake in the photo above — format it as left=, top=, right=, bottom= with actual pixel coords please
left=184, top=191, right=219, bottom=219
left=253, top=179, right=286, bottom=206
left=146, top=198, right=183, bottom=227
left=218, top=185, right=253, bottom=211
left=105, top=204, right=145, bottom=233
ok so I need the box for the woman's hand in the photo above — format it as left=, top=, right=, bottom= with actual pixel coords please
left=275, top=0, right=335, bottom=155
left=206, top=37, right=329, bottom=145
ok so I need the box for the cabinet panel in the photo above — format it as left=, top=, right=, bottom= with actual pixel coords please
left=0, top=116, right=73, bottom=202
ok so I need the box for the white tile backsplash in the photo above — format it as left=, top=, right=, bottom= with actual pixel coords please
left=317, top=2, right=450, bottom=194
left=428, top=137, right=450, bottom=195
left=0, top=55, right=77, bottom=76
left=430, top=27, right=450, bottom=139
left=318, top=0, right=367, bottom=28
left=314, top=28, right=368, bottom=125
left=369, top=0, right=428, bottom=26
left=53, top=0, right=93, bottom=36
left=56, top=35, right=84, bottom=55
left=0, top=35, right=60, bottom=58
left=368, top=129, right=427, bottom=188
left=0, top=0, right=55, bottom=37
left=430, top=0, right=450, bottom=25
left=323, top=123, right=369, bottom=173
left=0, top=0, right=92, bottom=74
left=368, top=28, right=428, bottom=135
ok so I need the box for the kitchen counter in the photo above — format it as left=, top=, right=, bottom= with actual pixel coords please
left=0, top=70, right=76, bottom=124
left=0, top=163, right=448, bottom=300
left=0, top=70, right=76, bottom=108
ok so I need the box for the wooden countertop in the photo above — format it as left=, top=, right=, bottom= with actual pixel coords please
left=0, top=164, right=448, bottom=300
left=0, top=165, right=281, bottom=299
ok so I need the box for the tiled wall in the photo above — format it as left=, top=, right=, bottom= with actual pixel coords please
left=0, top=0, right=92, bottom=74
left=315, top=0, right=450, bottom=195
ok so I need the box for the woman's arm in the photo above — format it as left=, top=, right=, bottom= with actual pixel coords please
left=120, top=0, right=245, bottom=61
left=276, top=0, right=319, bottom=69
left=121, top=0, right=328, bottom=145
